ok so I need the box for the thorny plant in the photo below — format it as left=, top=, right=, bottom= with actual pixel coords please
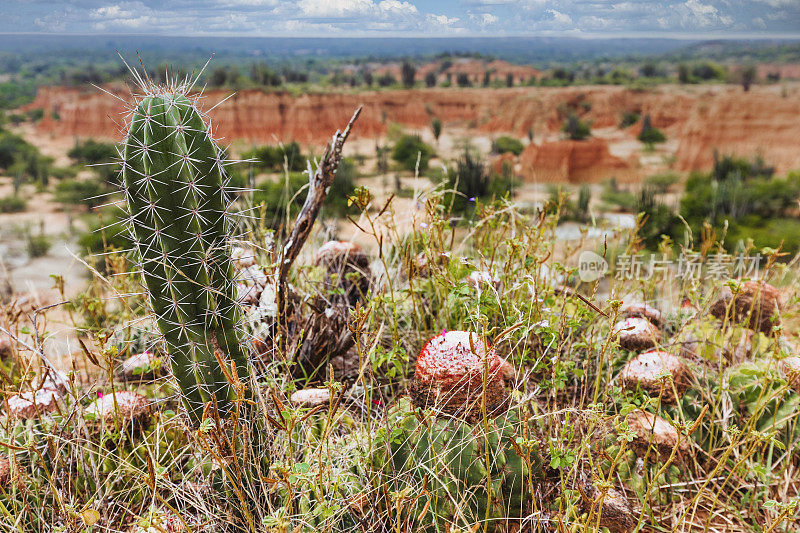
left=0, top=76, right=799, bottom=533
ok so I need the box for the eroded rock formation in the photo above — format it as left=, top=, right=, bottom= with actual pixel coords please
left=25, top=85, right=800, bottom=179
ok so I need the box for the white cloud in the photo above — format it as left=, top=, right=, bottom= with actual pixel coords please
left=9, top=0, right=800, bottom=36
left=221, top=0, right=278, bottom=5
left=683, top=0, right=733, bottom=27
left=469, top=12, right=499, bottom=25
left=519, top=0, right=549, bottom=9
left=580, top=15, right=612, bottom=29
left=297, top=0, right=377, bottom=17
left=34, top=8, right=72, bottom=32
left=548, top=9, right=573, bottom=25
left=751, top=0, right=798, bottom=6
left=89, top=2, right=154, bottom=29
left=378, top=0, right=418, bottom=15
left=427, top=13, right=460, bottom=26
left=294, top=0, right=419, bottom=20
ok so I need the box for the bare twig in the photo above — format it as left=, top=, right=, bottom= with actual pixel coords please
left=277, top=106, right=362, bottom=311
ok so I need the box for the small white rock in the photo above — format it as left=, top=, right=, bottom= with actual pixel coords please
left=290, top=388, right=331, bottom=407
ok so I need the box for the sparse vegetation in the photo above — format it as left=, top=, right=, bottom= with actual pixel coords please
left=562, top=112, right=591, bottom=140
left=681, top=154, right=800, bottom=253
left=638, top=114, right=667, bottom=148
left=391, top=133, right=435, bottom=172
left=26, top=232, right=51, bottom=257
left=601, top=178, right=637, bottom=212
left=491, top=135, right=524, bottom=156
left=4, top=41, right=800, bottom=533
left=54, top=178, right=112, bottom=209
left=242, top=141, right=305, bottom=172
left=619, top=110, right=640, bottom=129
left=68, top=138, right=118, bottom=182
left=0, top=194, right=27, bottom=213
left=431, top=117, right=442, bottom=143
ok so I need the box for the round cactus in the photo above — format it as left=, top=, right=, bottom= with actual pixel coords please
left=409, top=330, right=513, bottom=423
left=120, top=84, right=250, bottom=425
left=373, top=331, right=544, bottom=529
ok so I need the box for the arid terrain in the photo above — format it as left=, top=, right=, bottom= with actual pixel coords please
left=2, top=27, right=800, bottom=530
left=27, top=83, right=800, bottom=180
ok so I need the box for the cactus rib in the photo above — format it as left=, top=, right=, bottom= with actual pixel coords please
left=122, top=88, right=249, bottom=425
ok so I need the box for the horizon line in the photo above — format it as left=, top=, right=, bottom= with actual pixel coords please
left=2, top=32, right=800, bottom=41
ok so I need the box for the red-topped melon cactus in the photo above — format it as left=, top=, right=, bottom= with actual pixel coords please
left=409, top=330, right=514, bottom=423
left=375, top=331, right=543, bottom=528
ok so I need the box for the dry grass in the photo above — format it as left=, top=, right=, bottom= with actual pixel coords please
left=0, top=183, right=799, bottom=532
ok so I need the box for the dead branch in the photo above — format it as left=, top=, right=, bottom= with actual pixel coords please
left=277, top=106, right=362, bottom=313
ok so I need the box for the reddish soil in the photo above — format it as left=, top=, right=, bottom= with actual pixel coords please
left=26, top=83, right=800, bottom=181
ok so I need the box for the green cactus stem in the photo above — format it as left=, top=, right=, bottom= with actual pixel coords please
left=373, top=331, right=545, bottom=529
left=121, top=86, right=249, bottom=425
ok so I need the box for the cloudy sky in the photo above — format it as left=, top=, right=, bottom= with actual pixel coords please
left=2, top=0, right=799, bottom=37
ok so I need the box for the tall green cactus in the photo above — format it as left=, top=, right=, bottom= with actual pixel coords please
left=121, top=87, right=249, bottom=425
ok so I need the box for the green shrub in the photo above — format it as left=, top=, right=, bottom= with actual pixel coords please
left=25, top=108, right=44, bottom=122
left=0, top=131, right=52, bottom=186
left=68, top=139, right=118, bottom=183
left=728, top=218, right=800, bottom=255
left=637, top=186, right=681, bottom=249
left=252, top=160, right=356, bottom=229
left=445, top=147, right=516, bottom=214
left=0, top=195, right=26, bottom=213
left=55, top=179, right=112, bottom=209
left=561, top=113, right=591, bottom=141
left=601, top=188, right=637, bottom=212
left=644, top=173, right=679, bottom=193
left=680, top=156, right=800, bottom=252
left=0, top=132, right=29, bottom=169
left=50, top=165, right=79, bottom=180
left=638, top=115, right=666, bottom=147
left=551, top=184, right=591, bottom=223
left=26, top=233, right=51, bottom=258
left=431, top=117, right=442, bottom=142
left=691, top=61, right=727, bottom=81
left=77, top=211, right=132, bottom=256
left=491, top=135, right=524, bottom=156
left=619, top=111, right=640, bottom=129
left=324, top=157, right=358, bottom=217
left=68, top=139, right=117, bottom=166
left=242, top=141, right=305, bottom=172
left=252, top=173, right=307, bottom=229
left=392, top=134, right=434, bottom=172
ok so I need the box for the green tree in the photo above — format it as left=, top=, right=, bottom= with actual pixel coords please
left=739, top=65, right=757, bottom=92
left=392, top=134, right=435, bottom=172
left=401, top=62, right=416, bottom=88
left=431, top=117, right=442, bottom=143
left=638, top=115, right=666, bottom=148
left=677, top=63, right=691, bottom=84
left=491, top=136, right=524, bottom=156
left=561, top=113, right=591, bottom=141
left=424, top=71, right=437, bottom=88
left=68, top=139, right=118, bottom=183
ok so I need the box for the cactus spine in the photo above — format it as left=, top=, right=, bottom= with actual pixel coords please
left=376, top=398, right=543, bottom=529
left=121, top=86, right=249, bottom=425
left=373, top=332, right=545, bottom=529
